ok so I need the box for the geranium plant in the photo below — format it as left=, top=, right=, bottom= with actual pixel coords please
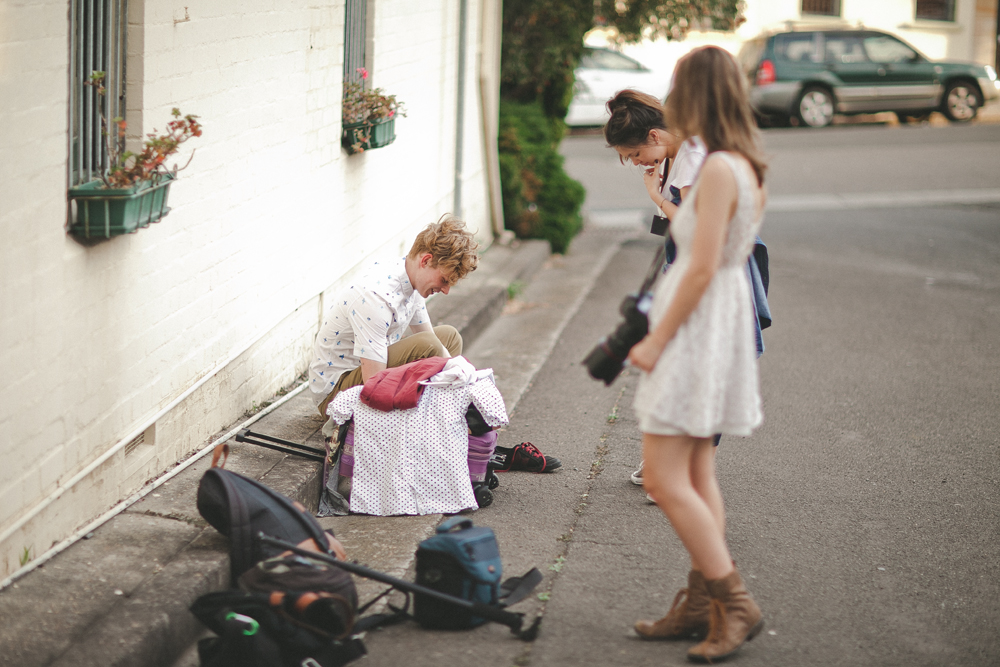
left=342, top=68, right=406, bottom=125
left=342, top=68, right=405, bottom=153
left=84, top=71, right=202, bottom=189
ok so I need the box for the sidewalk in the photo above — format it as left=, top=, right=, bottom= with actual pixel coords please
left=0, top=227, right=630, bottom=667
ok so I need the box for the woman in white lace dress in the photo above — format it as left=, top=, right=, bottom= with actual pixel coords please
left=626, top=47, right=768, bottom=662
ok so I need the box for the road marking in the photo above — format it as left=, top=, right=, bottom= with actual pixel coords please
left=767, top=188, right=1000, bottom=212
left=586, top=209, right=648, bottom=228
left=587, top=189, right=1000, bottom=223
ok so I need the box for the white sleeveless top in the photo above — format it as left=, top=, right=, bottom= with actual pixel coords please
left=633, top=152, right=764, bottom=437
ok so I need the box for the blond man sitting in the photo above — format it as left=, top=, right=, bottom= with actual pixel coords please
left=308, top=216, right=479, bottom=421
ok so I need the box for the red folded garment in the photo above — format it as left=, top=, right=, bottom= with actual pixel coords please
left=360, top=356, right=449, bottom=411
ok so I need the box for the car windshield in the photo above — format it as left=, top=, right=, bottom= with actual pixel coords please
left=579, top=48, right=646, bottom=71
left=863, top=34, right=919, bottom=64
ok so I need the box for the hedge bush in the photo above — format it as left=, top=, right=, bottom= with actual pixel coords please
left=498, top=100, right=585, bottom=254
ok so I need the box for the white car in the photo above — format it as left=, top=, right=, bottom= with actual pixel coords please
left=565, top=47, right=673, bottom=127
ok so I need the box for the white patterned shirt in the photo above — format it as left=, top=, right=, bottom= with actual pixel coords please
left=327, top=373, right=509, bottom=516
left=309, top=257, right=430, bottom=404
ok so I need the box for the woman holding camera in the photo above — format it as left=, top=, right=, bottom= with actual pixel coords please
left=604, top=89, right=708, bottom=489
left=624, top=47, right=768, bottom=662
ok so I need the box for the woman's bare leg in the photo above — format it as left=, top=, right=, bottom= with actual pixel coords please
left=690, top=443, right=725, bottom=539
left=642, top=432, right=733, bottom=580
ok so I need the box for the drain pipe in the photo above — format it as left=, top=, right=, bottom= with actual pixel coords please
left=453, top=0, right=468, bottom=218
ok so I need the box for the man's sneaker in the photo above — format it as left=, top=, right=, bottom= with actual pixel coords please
left=630, top=461, right=644, bottom=486
left=490, top=442, right=562, bottom=473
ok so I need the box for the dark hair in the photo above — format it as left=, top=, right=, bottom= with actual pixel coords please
left=664, top=47, right=767, bottom=186
left=603, top=89, right=666, bottom=148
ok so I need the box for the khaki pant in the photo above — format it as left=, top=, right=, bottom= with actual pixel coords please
left=317, top=324, right=462, bottom=418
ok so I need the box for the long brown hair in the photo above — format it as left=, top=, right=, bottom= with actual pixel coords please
left=603, top=89, right=667, bottom=149
left=664, top=47, right=767, bottom=185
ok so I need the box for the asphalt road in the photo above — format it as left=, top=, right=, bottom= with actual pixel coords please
left=359, top=124, right=1000, bottom=666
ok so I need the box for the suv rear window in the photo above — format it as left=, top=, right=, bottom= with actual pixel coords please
left=774, top=32, right=820, bottom=63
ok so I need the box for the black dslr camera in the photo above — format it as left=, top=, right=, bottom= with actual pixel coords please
left=582, top=291, right=653, bottom=385
left=582, top=244, right=666, bottom=385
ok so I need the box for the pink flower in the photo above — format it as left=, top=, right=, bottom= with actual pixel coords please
left=357, top=67, right=369, bottom=80
left=388, top=110, right=394, bottom=118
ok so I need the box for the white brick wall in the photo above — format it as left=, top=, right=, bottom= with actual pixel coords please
left=0, top=0, right=501, bottom=577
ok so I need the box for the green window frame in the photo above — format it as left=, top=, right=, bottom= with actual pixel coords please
left=70, top=0, right=128, bottom=186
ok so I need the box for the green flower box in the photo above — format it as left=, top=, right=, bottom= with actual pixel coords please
left=69, top=173, right=175, bottom=240
left=342, top=117, right=396, bottom=154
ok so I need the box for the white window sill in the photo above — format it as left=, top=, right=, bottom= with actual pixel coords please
left=898, top=20, right=963, bottom=33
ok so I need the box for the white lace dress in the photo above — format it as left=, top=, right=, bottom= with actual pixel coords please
left=633, top=152, right=764, bottom=437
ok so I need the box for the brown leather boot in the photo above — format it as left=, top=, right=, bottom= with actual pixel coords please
left=635, top=569, right=711, bottom=640
left=687, top=569, right=763, bottom=663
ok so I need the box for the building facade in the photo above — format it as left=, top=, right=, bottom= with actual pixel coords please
left=0, top=0, right=503, bottom=580
left=592, top=0, right=998, bottom=88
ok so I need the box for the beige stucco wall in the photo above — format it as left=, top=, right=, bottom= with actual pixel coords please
left=739, top=0, right=988, bottom=62
left=0, top=0, right=499, bottom=579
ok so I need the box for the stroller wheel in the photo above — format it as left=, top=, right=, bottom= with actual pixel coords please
left=486, top=470, right=500, bottom=490
left=474, top=485, right=494, bottom=508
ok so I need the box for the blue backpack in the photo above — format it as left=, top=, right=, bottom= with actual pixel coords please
left=413, top=517, right=513, bottom=629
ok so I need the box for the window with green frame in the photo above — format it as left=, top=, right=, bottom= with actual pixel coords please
left=344, top=0, right=368, bottom=84
left=70, top=0, right=128, bottom=186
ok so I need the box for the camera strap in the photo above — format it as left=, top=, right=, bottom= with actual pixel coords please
left=639, top=244, right=667, bottom=294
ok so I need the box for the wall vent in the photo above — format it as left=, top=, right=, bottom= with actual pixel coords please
left=124, top=431, right=145, bottom=457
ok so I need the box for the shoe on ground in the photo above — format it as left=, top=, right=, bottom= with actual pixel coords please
left=630, top=461, right=644, bottom=486
left=492, top=442, right=561, bottom=473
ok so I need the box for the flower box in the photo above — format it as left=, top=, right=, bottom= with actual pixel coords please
left=342, top=117, right=396, bottom=154
left=69, top=173, right=175, bottom=240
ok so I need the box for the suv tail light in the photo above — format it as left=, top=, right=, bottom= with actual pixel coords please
left=756, top=59, right=776, bottom=86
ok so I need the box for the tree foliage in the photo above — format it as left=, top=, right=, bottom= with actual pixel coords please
left=501, top=0, right=594, bottom=119
left=594, top=1, right=745, bottom=44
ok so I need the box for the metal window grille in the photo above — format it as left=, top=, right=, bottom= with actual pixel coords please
left=915, top=0, right=956, bottom=21
left=801, top=0, right=841, bottom=16
left=70, top=0, right=128, bottom=186
left=344, top=0, right=367, bottom=84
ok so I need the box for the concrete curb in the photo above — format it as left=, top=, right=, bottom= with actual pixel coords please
left=0, top=238, right=553, bottom=667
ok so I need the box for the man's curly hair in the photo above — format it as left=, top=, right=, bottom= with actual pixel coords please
left=408, top=215, right=480, bottom=283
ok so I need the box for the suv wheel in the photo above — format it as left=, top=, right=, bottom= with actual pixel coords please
left=797, top=86, right=835, bottom=128
left=941, top=81, right=980, bottom=122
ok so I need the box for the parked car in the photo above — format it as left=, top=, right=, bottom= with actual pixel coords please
left=737, top=28, right=1000, bottom=127
left=565, top=47, right=672, bottom=127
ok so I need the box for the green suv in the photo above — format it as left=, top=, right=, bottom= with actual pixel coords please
left=738, top=28, right=999, bottom=127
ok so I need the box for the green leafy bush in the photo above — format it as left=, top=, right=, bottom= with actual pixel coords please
left=498, top=100, right=584, bottom=254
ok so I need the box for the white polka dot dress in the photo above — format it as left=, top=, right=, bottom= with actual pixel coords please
left=327, top=376, right=508, bottom=516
